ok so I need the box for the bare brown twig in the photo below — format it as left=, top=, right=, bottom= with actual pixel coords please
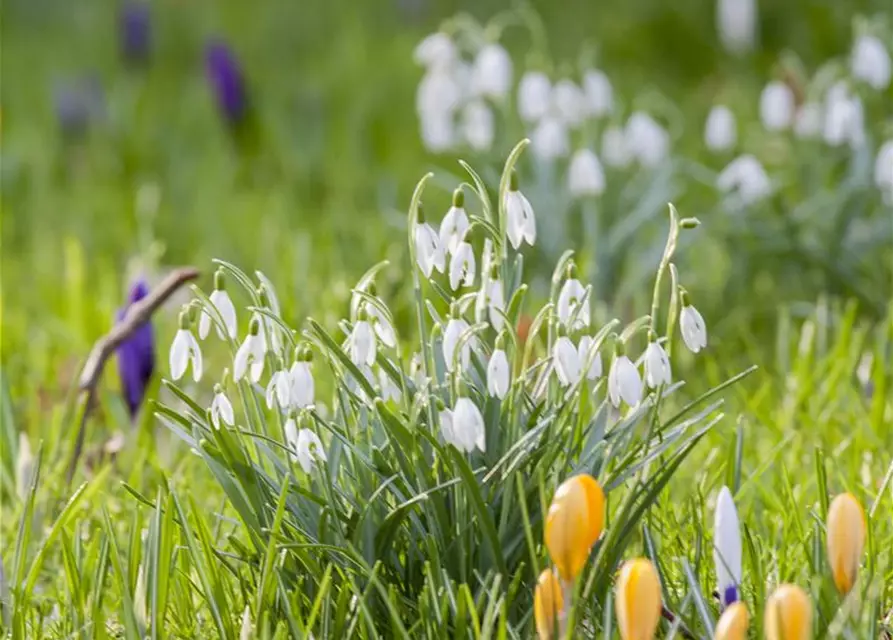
left=66, top=267, right=200, bottom=483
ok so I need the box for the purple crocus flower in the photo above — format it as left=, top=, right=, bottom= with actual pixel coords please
left=53, top=76, right=105, bottom=140
left=204, top=40, right=248, bottom=125
left=116, top=279, right=155, bottom=419
left=119, top=1, right=151, bottom=64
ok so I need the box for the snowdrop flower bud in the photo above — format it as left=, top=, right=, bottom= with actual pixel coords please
left=440, top=188, right=470, bottom=255
left=714, top=486, right=742, bottom=608
left=443, top=309, right=471, bottom=372
left=234, top=316, right=266, bottom=383
left=716, top=0, right=756, bottom=54
left=553, top=334, right=582, bottom=387
left=470, top=43, right=512, bottom=100
left=15, top=433, right=33, bottom=500
left=874, top=140, right=893, bottom=200
left=643, top=337, right=671, bottom=388
left=518, top=71, right=552, bottom=122
left=449, top=241, right=476, bottom=290
left=504, top=171, right=537, bottom=249
left=568, top=148, right=606, bottom=197
left=851, top=34, right=891, bottom=90
left=378, top=368, right=401, bottom=403
left=116, top=279, right=155, bottom=419
left=545, top=474, right=605, bottom=582
left=487, top=342, right=510, bottom=399
left=615, top=558, right=662, bottom=640
left=534, top=569, right=564, bottom=640
left=705, top=105, right=737, bottom=152
left=577, top=335, right=603, bottom=380
left=557, top=264, right=590, bottom=330
left=582, top=69, right=613, bottom=117
left=764, top=584, right=812, bottom=640
left=530, top=115, right=570, bottom=161
left=823, top=82, right=865, bottom=148
left=759, top=81, right=795, bottom=131
left=626, top=112, right=670, bottom=167
left=608, top=344, right=643, bottom=408
left=414, top=207, right=446, bottom=277
left=289, top=346, right=315, bottom=408
left=552, top=79, right=586, bottom=127
left=349, top=307, right=377, bottom=367
left=449, top=396, right=486, bottom=453
left=714, top=602, right=748, bottom=640
left=679, top=294, right=708, bottom=353
left=199, top=269, right=237, bottom=340
left=826, top=492, right=866, bottom=595
left=793, top=103, right=823, bottom=139
left=602, top=125, right=632, bottom=168
left=461, top=100, right=495, bottom=152
left=717, top=154, right=772, bottom=206
left=170, top=310, right=203, bottom=382
left=413, top=32, right=456, bottom=69
left=265, top=360, right=292, bottom=410
left=210, top=384, right=235, bottom=429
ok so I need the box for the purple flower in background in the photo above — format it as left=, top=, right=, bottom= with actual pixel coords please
left=204, top=40, right=248, bottom=125
left=119, top=1, right=151, bottom=64
left=53, top=76, right=105, bottom=140
left=116, top=279, right=155, bottom=420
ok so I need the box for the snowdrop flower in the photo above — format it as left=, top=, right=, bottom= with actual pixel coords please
left=470, top=43, right=512, bottom=100
left=265, top=363, right=292, bottom=410
left=626, top=112, right=670, bottom=167
left=714, top=486, right=742, bottom=608
left=643, top=338, right=671, bottom=388
left=679, top=295, right=708, bottom=353
left=851, top=34, right=891, bottom=90
left=451, top=396, right=486, bottom=453
left=209, top=384, right=234, bottom=429
left=874, top=140, right=893, bottom=199
left=413, top=32, right=456, bottom=70
left=716, top=0, right=756, bottom=54
left=794, top=103, right=823, bottom=139
left=234, top=317, right=266, bottom=383
left=199, top=269, right=237, bottom=340
left=759, top=81, right=795, bottom=131
left=170, top=310, right=203, bottom=382
left=601, top=125, right=632, bottom=168
left=577, top=335, right=603, bottom=380
left=461, top=100, right=494, bottom=151
left=255, top=274, right=283, bottom=353
left=717, top=154, right=772, bottom=205
left=518, top=71, right=552, bottom=122
left=487, top=343, right=510, bottom=399
left=349, top=307, right=377, bottom=367
left=705, top=105, right=737, bottom=152
left=356, top=282, right=397, bottom=348
left=414, top=208, right=446, bottom=277
left=289, top=346, right=314, bottom=408
left=582, top=69, right=613, bottom=117
left=504, top=172, right=536, bottom=249
left=530, top=115, right=570, bottom=161
left=551, top=79, right=586, bottom=127
left=410, top=352, right=426, bottom=388
left=439, top=188, right=469, bottom=255
left=417, top=68, right=462, bottom=120
left=443, top=310, right=471, bottom=372
left=378, top=367, right=401, bottom=403
left=557, top=267, right=590, bottom=330
left=420, top=112, right=456, bottom=152
left=477, top=265, right=506, bottom=331
left=285, top=419, right=327, bottom=474
left=608, top=346, right=642, bottom=407
left=823, top=82, right=865, bottom=147
left=15, top=432, right=33, bottom=500
left=568, top=148, right=606, bottom=197
left=449, top=241, right=476, bottom=290
left=553, top=335, right=582, bottom=387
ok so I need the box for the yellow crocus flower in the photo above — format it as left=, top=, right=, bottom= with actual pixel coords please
left=826, top=492, right=866, bottom=595
left=544, top=474, right=605, bottom=582
left=764, top=584, right=812, bottom=640
left=615, top=558, right=662, bottom=640
left=714, top=602, right=748, bottom=640
left=534, top=569, right=564, bottom=640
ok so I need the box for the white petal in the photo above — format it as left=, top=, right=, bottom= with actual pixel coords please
left=644, top=342, right=672, bottom=388
left=449, top=243, right=476, bottom=290
left=276, top=372, right=291, bottom=407
left=487, top=349, right=510, bottom=399
left=290, top=362, right=315, bottom=408
left=714, top=486, right=742, bottom=606
left=557, top=279, right=589, bottom=329
left=198, top=309, right=212, bottom=340
left=442, top=319, right=469, bottom=372
left=440, top=409, right=458, bottom=448
left=187, top=333, right=203, bottom=382
left=169, top=330, right=190, bottom=381
left=578, top=336, right=603, bottom=380
left=553, top=337, right=581, bottom=387
left=217, top=393, right=234, bottom=426
left=265, top=376, right=278, bottom=409
left=211, top=289, right=238, bottom=339
left=487, top=281, right=505, bottom=331
left=681, top=305, right=708, bottom=353
left=284, top=418, right=299, bottom=461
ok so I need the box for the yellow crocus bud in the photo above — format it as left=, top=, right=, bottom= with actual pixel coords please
left=826, top=492, right=866, bottom=594
left=615, top=558, right=662, bottom=640
left=544, top=474, right=605, bottom=582
left=714, top=602, right=748, bottom=640
left=534, top=569, right=564, bottom=640
left=764, top=584, right=812, bottom=640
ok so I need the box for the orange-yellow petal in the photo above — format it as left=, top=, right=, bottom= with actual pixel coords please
left=764, top=584, right=812, bottom=640
left=544, top=474, right=605, bottom=582
left=826, top=492, right=866, bottom=595
left=615, top=558, right=662, bottom=640
left=714, top=602, right=748, bottom=640
left=534, top=569, right=564, bottom=640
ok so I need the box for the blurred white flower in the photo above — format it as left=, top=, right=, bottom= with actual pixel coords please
left=874, top=140, right=893, bottom=199
left=793, top=102, right=823, bottom=139
left=568, top=148, right=606, bottom=197
left=420, top=112, right=456, bottom=152
left=704, top=105, right=737, bottom=152
left=626, top=112, right=670, bottom=167
left=367, top=304, right=396, bottom=349
left=470, top=43, right=513, bottom=100
left=823, top=82, right=865, bottom=148
left=582, top=69, right=614, bottom=117
left=461, top=100, right=494, bottom=152
left=234, top=321, right=265, bottom=383
left=557, top=277, right=590, bottom=330
left=518, top=71, right=552, bottom=122
left=439, top=197, right=470, bottom=255
left=530, top=115, right=570, bottom=161
left=714, top=486, right=743, bottom=608
left=552, top=79, right=586, bottom=127
left=578, top=335, right=603, bottom=380
left=414, top=221, right=446, bottom=277
left=349, top=314, right=377, bottom=367
left=134, top=564, right=148, bottom=629
left=265, top=368, right=292, bottom=410
left=608, top=353, right=643, bottom=407
left=716, top=0, right=756, bottom=54
left=505, top=183, right=537, bottom=249
left=416, top=68, right=462, bottom=151
left=378, top=368, right=401, bottom=403
left=209, top=388, right=235, bottom=429
left=759, top=81, right=795, bottom=131
left=487, top=349, right=510, bottom=399
left=643, top=341, right=671, bottom=388
left=602, top=125, right=632, bottom=168
left=170, top=324, right=203, bottom=382
left=289, top=359, right=314, bottom=408
left=199, top=286, right=237, bottom=340
left=451, top=397, right=486, bottom=453
left=680, top=303, right=708, bottom=353
left=553, top=336, right=582, bottom=387
left=449, top=241, right=476, bottom=290
left=717, top=154, right=772, bottom=205
left=15, top=432, right=33, bottom=500
left=851, top=34, right=891, bottom=90
left=414, top=32, right=457, bottom=69
left=443, top=316, right=471, bottom=371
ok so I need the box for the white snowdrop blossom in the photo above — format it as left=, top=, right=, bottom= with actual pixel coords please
left=643, top=341, right=671, bottom=388
left=874, top=140, right=893, bottom=200
left=582, top=69, right=613, bottom=117
left=704, top=105, right=737, bottom=152
left=851, top=34, right=891, bottom=90
left=416, top=68, right=462, bottom=149
left=470, top=43, right=512, bottom=100
left=551, top=79, right=586, bottom=127
left=557, top=277, right=590, bottom=330
left=210, top=386, right=235, bottom=429
left=289, top=357, right=314, bottom=408
left=680, top=302, right=708, bottom=353
left=717, top=154, right=772, bottom=206
left=553, top=336, right=582, bottom=387
left=199, top=273, right=237, bottom=340
left=265, top=368, right=292, bottom=410
left=602, top=125, right=632, bottom=168
left=288, top=424, right=327, bottom=474
left=714, top=486, right=743, bottom=607
left=410, top=352, right=427, bottom=389
left=568, top=148, right=606, bottom=197
left=626, top=112, right=670, bottom=167
left=518, top=71, right=552, bottom=122
left=367, top=304, right=396, bottom=349
left=170, top=315, right=203, bottom=382
left=504, top=177, right=537, bottom=249
left=477, top=273, right=506, bottom=331
left=487, top=348, right=510, bottom=399
left=349, top=311, right=377, bottom=367
left=530, top=115, right=570, bottom=161
left=716, top=0, right=756, bottom=54
left=823, top=82, right=865, bottom=148
left=608, top=352, right=643, bottom=408
left=443, top=316, right=471, bottom=372
left=414, top=32, right=457, bottom=70
left=577, top=335, right=603, bottom=380
left=15, top=432, right=33, bottom=500
left=378, top=368, right=401, bottom=403
left=759, top=81, right=795, bottom=131
left=233, top=320, right=265, bottom=383
left=451, top=397, right=486, bottom=453
left=420, top=111, right=456, bottom=153
left=461, top=100, right=494, bottom=151
left=439, top=190, right=470, bottom=255
left=449, top=241, right=476, bottom=290
left=414, top=220, right=446, bottom=277
left=794, top=103, right=823, bottom=139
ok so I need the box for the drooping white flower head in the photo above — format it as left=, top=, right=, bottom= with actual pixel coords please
left=414, top=212, right=446, bottom=277
left=349, top=307, right=377, bottom=367
left=417, top=67, right=462, bottom=124
left=643, top=340, right=672, bottom=388
left=410, top=352, right=427, bottom=389
left=551, top=79, right=586, bottom=127
left=759, top=81, right=795, bottom=131
left=530, top=115, right=570, bottom=161
left=15, top=432, right=34, bottom=500
left=823, top=82, right=865, bottom=148
left=470, top=43, right=513, bottom=100
left=449, top=241, right=476, bottom=291
left=851, top=34, right=892, bottom=90
left=582, top=69, right=614, bottom=117
left=439, top=188, right=470, bottom=255
left=601, top=125, right=632, bottom=168
left=255, top=274, right=283, bottom=355
left=452, top=396, right=486, bottom=453
left=553, top=335, right=582, bottom=387
left=794, top=103, right=823, bottom=139
left=717, top=154, right=772, bottom=206
left=199, top=270, right=237, bottom=340
left=680, top=297, right=708, bottom=353
left=716, top=0, right=756, bottom=54
left=461, top=100, right=495, bottom=152
left=233, top=317, right=265, bottom=383
left=351, top=282, right=396, bottom=348
left=289, top=347, right=315, bottom=408
left=704, top=105, right=737, bottom=152
left=626, top=112, right=670, bottom=168
left=287, top=423, right=327, bottom=474
left=557, top=268, right=591, bottom=331
left=378, top=367, right=401, bottom=403
left=420, top=111, right=456, bottom=153
left=577, top=335, right=603, bottom=381
left=414, top=32, right=457, bottom=70
left=265, top=366, right=292, bottom=410
left=714, top=486, right=742, bottom=608
left=568, top=148, right=606, bottom=197
left=608, top=350, right=643, bottom=408
left=874, top=140, right=893, bottom=200
left=504, top=172, right=536, bottom=249
left=477, top=266, right=506, bottom=331
left=487, top=346, right=510, bottom=399
left=443, top=313, right=471, bottom=372
left=210, top=384, right=235, bottom=429
left=518, top=71, right=552, bottom=122
left=170, top=311, right=203, bottom=382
